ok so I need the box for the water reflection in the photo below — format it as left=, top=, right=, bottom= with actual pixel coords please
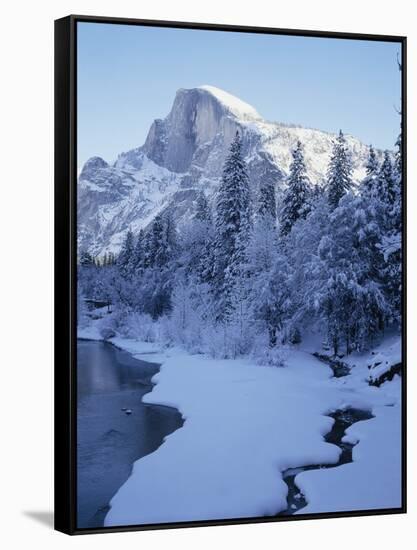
left=77, top=340, right=183, bottom=529
left=77, top=340, right=157, bottom=396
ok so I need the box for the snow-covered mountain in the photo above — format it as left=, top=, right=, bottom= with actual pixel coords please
left=78, top=85, right=377, bottom=256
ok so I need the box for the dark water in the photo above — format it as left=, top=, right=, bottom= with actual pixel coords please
left=279, top=349, right=375, bottom=515
left=77, top=340, right=183, bottom=528
left=280, top=407, right=374, bottom=515
left=312, top=352, right=351, bottom=377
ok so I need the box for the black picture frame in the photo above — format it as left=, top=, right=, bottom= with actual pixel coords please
left=54, top=14, right=407, bottom=535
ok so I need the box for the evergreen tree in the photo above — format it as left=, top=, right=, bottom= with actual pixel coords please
left=196, top=193, right=214, bottom=283
left=366, top=145, right=379, bottom=176
left=163, top=211, right=177, bottom=264
left=258, top=178, right=276, bottom=222
left=361, top=145, right=380, bottom=198
left=145, top=212, right=177, bottom=269
left=77, top=105, right=403, bottom=361
left=142, top=229, right=153, bottom=269
left=145, top=216, right=164, bottom=268
left=247, top=184, right=280, bottom=345
left=394, top=132, right=402, bottom=176
left=117, top=228, right=135, bottom=278
left=327, top=130, right=353, bottom=209
left=195, top=192, right=211, bottom=223
left=138, top=215, right=178, bottom=318
left=131, top=229, right=145, bottom=275
left=178, top=192, right=214, bottom=283
left=378, top=147, right=402, bottom=325
left=213, top=131, right=251, bottom=318
left=280, top=141, right=311, bottom=236
left=286, top=194, right=330, bottom=334
left=315, top=193, right=388, bottom=354
left=378, top=151, right=397, bottom=224
left=142, top=214, right=177, bottom=268
left=253, top=251, right=292, bottom=347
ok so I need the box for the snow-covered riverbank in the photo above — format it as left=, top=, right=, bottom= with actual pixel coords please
left=78, top=325, right=402, bottom=526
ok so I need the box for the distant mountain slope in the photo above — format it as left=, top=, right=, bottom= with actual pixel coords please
left=78, top=85, right=379, bottom=256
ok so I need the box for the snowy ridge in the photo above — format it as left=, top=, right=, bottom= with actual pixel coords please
left=78, top=152, right=183, bottom=253
left=78, top=85, right=383, bottom=256
left=198, top=85, right=262, bottom=121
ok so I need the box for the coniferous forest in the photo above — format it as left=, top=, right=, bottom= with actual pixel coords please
left=78, top=129, right=402, bottom=363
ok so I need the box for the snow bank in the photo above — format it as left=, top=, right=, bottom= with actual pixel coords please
left=105, top=348, right=348, bottom=526
left=290, top=335, right=403, bottom=513
left=334, top=334, right=402, bottom=388
left=343, top=334, right=401, bottom=369
left=76, top=325, right=402, bottom=525
left=295, top=401, right=402, bottom=513
left=77, top=324, right=103, bottom=341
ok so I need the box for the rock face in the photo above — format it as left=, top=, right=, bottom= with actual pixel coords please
left=142, top=87, right=261, bottom=174
left=78, top=85, right=378, bottom=256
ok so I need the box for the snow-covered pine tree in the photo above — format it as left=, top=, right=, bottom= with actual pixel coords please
left=253, top=252, right=292, bottom=348
left=366, top=145, right=379, bottom=176
left=164, top=211, right=177, bottom=264
left=393, top=133, right=403, bottom=228
left=195, top=192, right=211, bottom=223
left=185, top=192, right=214, bottom=283
left=117, top=228, right=135, bottom=278
left=142, top=229, right=153, bottom=269
left=213, top=131, right=251, bottom=319
left=145, top=216, right=165, bottom=268
left=246, top=169, right=280, bottom=345
left=327, top=130, right=353, bottom=209
left=394, top=132, right=402, bottom=176
left=285, top=192, right=330, bottom=339
left=131, top=229, right=145, bottom=275
left=137, top=214, right=178, bottom=318
left=377, top=55, right=403, bottom=326
left=360, top=145, right=380, bottom=198
left=280, top=140, right=311, bottom=236
left=145, top=211, right=177, bottom=269
left=257, top=177, right=276, bottom=223
left=378, top=151, right=397, bottom=226
left=248, top=193, right=278, bottom=276
left=378, top=145, right=402, bottom=325
left=315, top=193, right=388, bottom=354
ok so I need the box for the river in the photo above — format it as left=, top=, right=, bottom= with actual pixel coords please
left=279, top=355, right=374, bottom=515
left=76, top=339, right=183, bottom=528
left=77, top=340, right=374, bottom=526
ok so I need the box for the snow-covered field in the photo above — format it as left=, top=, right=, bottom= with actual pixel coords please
left=78, top=326, right=402, bottom=526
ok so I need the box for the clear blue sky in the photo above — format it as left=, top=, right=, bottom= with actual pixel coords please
left=77, top=22, right=401, bottom=169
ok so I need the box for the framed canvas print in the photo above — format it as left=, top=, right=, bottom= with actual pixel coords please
left=54, top=15, right=407, bottom=535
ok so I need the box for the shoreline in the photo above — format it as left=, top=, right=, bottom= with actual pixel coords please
left=76, top=338, right=183, bottom=528
left=76, top=327, right=402, bottom=526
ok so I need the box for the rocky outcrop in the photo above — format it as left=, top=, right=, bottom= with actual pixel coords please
left=78, top=85, right=380, bottom=257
